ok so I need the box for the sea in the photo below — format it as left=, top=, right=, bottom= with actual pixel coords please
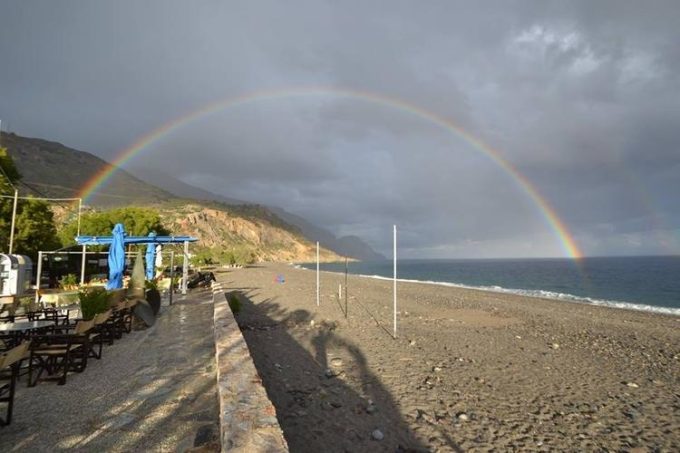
left=299, top=256, right=680, bottom=316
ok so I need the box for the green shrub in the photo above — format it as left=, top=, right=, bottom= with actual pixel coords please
left=227, top=293, right=241, bottom=314
left=79, top=287, right=111, bottom=320
left=59, top=273, right=78, bottom=290
left=145, top=279, right=158, bottom=291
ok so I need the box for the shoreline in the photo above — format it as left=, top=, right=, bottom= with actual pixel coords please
left=293, top=263, right=680, bottom=317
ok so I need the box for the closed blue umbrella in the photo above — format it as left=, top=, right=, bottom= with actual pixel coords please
left=106, top=223, right=126, bottom=290
left=145, top=231, right=157, bottom=280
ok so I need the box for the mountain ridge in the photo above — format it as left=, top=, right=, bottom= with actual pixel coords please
left=1, top=132, right=172, bottom=205
left=1, top=132, right=381, bottom=261
left=127, top=165, right=385, bottom=260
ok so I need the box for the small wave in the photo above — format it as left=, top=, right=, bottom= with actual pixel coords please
left=296, top=263, right=679, bottom=316
left=353, top=273, right=680, bottom=316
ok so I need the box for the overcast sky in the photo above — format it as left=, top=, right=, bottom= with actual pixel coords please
left=1, top=0, right=679, bottom=258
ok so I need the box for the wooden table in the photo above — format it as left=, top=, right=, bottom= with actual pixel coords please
left=0, top=320, right=55, bottom=347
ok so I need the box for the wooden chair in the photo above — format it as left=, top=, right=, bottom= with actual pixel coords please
left=28, top=319, right=94, bottom=386
left=111, top=299, right=138, bottom=336
left=89, top=310, right=112, bottom=359
left=124, top=299, right=140, bottom=332
left=0, top=341, right=30, bottom=425
left=108, top=300, right=127, bottom=339
left=27, top=308, right=69, bottom=326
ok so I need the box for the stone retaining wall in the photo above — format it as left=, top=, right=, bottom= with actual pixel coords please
left=212, top=283, right=289, bottom=452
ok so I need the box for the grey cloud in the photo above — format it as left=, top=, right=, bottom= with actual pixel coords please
left=1, top=0, right=679, bottom=257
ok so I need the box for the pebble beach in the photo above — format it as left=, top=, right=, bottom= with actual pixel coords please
left=224, top=263, right=680, bottom=452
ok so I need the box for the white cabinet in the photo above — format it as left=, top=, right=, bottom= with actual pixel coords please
left=0, top=254, right=33, bottom=297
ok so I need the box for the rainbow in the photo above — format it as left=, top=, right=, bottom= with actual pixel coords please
left=77, top=87, right=583, bottom=259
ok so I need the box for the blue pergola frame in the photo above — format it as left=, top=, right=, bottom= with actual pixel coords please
left=75, top=236, right=198, bottom=246
left=74, top=235, right=198, bottom=295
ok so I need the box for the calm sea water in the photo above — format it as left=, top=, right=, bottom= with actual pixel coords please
left=300, top=256, right=680, bottom=315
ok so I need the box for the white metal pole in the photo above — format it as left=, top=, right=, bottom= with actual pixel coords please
left=393, top=225, right=397, bottom=339
left=169, top=250, right=175, bottom=305
left=182, top=240, right=188, bottom=295
left=35, top=251, right=43, bottom=305
left=80, top=245, right=87, bottom=285
left=344, top=257, right=348, bottom=320
left=8, top=189, right=18, bottom=254
left=316, top=241, right=320, bottom=307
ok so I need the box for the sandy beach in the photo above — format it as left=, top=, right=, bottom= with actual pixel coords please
left=220, top=263, right=679, bottom=452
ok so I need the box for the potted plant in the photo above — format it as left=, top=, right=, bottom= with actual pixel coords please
left=59, top=274, right=79, bottom=291
left=145, top=279, right=161, bottom=315
left=78, top=287, right=111, bottom=320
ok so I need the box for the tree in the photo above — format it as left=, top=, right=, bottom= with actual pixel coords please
left=0, top=148, right=21, bottom=186
left=0, top=147, right=61, bottom=261
left=11, top=199, right=61, bottom=258
left=59, top=207, right=171, bottom=246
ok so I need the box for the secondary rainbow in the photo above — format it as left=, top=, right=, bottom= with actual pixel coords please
left=77, top=87, right=583, bottom=259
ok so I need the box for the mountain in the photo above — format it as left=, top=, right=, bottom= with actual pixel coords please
left=125, top=166, right=248, bottom=205
left=128, top=165, right=386, bottom=260
left=266, top=207, right=386, bottom=261
left=0, top=132, right=345, bottom=262
left=1, top=132, right=172, bottom=205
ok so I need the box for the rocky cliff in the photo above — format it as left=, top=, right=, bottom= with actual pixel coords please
left=159, top=203, right=343, bottom=263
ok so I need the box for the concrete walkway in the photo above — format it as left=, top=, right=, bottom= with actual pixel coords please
left=0, top=289, right=219, bottom=452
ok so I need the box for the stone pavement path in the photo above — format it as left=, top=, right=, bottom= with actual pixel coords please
left=0, top=289, right=219, bottom=452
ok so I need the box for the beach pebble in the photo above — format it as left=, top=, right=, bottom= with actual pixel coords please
left=324, top=369, right=337, bottom=378
left=626, top=382, right=639, bottom=388
left=457, top=413, right=469, bottom=422
left=330, top=357, right=343, bottom=367
left=409, top=340, right=416, bottom=346
left=515, top=335, right=522, bottom=340
left=371, top=429, right=384, bottom=441
left=366, top=404, right=378, bottom=414
left=549, top=343, right=560, bottom=350
left=624, top=409, right=639, bottom=420
left=432, top=366, right=442, bottom=372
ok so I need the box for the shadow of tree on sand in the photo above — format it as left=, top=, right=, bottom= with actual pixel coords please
left=230, top=289, right=448, bottom=453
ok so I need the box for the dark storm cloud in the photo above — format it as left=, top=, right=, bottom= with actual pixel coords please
left=1, top=0, right=678, bottom=257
